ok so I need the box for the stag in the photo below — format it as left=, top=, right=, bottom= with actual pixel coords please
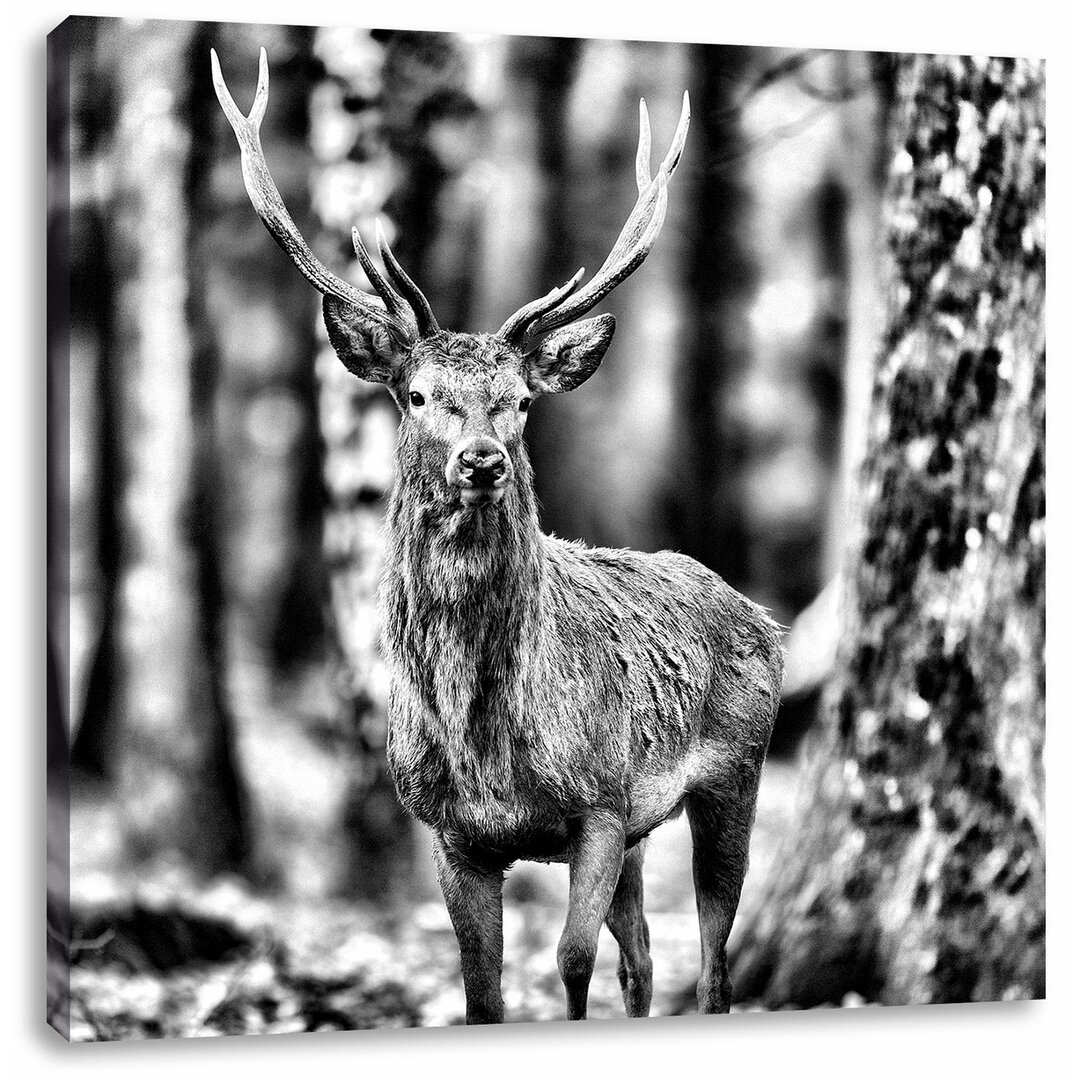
left=213, top=48, right=783, bottom=1023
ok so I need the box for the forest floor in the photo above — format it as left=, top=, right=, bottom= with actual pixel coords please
left=60, top=756, right=822, bottom=1041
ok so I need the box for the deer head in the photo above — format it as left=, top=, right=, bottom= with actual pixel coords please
left=212, top=48, right=689, bottom=510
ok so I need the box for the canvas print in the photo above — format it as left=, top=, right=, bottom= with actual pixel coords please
left=46, top=15, right=1045, bottom=1041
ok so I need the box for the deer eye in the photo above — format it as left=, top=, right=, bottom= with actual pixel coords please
left=408, top=391, right=426, bottom=409
left=518, top=397, right=532, bottom=414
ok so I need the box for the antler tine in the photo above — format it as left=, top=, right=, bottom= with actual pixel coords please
left=351, top=227, right=418, bottom=335
left=249, top=45, right=269, bottom=127
left=635, top=99, right=652, bottom=194
left=497, top=268, right=586, bottom=345
left=500, top=92, right=690, bottom=353
left=210, top=48, right=414, bottom=341
left=592, top=91, right=689, bottom=283
left=375, top=221, right=440, bottom=337
left=661, top=90, right=691, bottom=176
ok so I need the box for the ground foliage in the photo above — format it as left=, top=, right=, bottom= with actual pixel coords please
left=65, top=872, right=681, bottom=1039
left=62, top=762, right=819, bottom=1039
left=66, top=875, right=872, bottom=1041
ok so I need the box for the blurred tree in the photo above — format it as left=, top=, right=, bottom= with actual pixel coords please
left=471, top=33, right=579, bottom=337
left=743, top=50, right=892, bottom=747
left=79, top=20, right=247, bottom=875
left=307, top=28, right=486, bottom=899
left=726, top=54, right=1045, bottom=1007
left=195, top=24, right=336, bottom=892
left=380, top=31, right=485, bottom=330
left=196, top=23, right=325, bottom=682
left=674, top=45, right=758, bottom=595
left=825, top=52, right=894, bottom=578
left=68, top=15, right=122, bottom=777
left=734, top=50, right=871, bottom=622
left=523, top=37, right=693, bottom=553
left=309, top=26, right=411, bottom=901
left=47, top=18, right=75, bottom=1037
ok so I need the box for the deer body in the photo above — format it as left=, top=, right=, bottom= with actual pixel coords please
left=214, top=51, right=783, bottom=1024
left=383, top=431, right=780, bottom=863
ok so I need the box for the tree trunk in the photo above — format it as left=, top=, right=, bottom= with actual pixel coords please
left=195, top=23, right=335, bottom=893
left=196, top=22, right=325, bottom=682
left=68, top=17, right=123, bottom=777
left=103, top=20, right=246, bottom=875
left=47, top=18, right=75, bottom=1036
left=309, top=25, right=407, bottom=901
left=524, top=37, right=692, bottom=553
left=730, top=54, right=1045, bottom=1007
left=739, top=49, right=890, bottom=743
left=671, top=45, right=759, bottom=594
left=308, top=28, right=486, bottom=900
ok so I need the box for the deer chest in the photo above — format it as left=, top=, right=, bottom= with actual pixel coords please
left=384, top=673, right=590, bottom=858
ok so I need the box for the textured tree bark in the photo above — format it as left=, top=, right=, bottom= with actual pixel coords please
left=729, top=54, right=1045, bottom=1007
left=104, top=21, right=246, bottom=875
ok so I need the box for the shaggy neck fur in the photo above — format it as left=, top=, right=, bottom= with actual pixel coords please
left=382, top=432, right=545, bottom=787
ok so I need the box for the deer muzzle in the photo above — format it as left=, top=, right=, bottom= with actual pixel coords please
left=446, top=436, right=513, bottom=506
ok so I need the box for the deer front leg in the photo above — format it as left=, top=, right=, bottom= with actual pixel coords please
left=432, top=835, right=505, bottom=1024
left=559, top=810, right=625, bottom=1020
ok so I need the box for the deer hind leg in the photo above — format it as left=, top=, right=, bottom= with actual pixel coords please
left=687, top=789, right=755, bottom=1013
left=432, top=834, right=506, bottom=1024
left=559, top=810, right=626, bottom=1020
left=604, top=843, right=653, bottom=1017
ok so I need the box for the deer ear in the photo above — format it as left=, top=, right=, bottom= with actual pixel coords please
left=322, top=295, right=406, bottom=384
left=527, top=314, right=615, bottom=394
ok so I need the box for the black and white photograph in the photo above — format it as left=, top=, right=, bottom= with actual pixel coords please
left=44, top=8, right=1047, bottom=1051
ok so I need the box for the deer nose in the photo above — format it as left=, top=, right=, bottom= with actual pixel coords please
left=460, top=447, right=505, bottom=477
left=446, top=436, right=513, bottom=497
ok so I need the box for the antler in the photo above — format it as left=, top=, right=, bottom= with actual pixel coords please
left=498, top=92, right=690, bottom=353
left=210, top=48, right=439, bottom=343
